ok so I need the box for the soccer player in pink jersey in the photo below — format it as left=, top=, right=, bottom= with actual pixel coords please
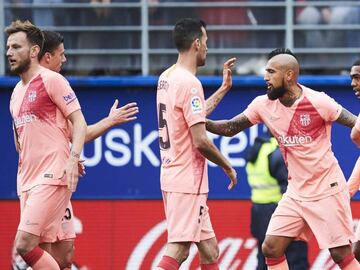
left=348, top=157, right=360, bottom=261
left=350, top=60, right=360, bottom=101
left=347, top=60, right=360, bottom=261
left=10, top=30, right=138, bottom=270
left=350, top=61, right=360, bottom=147
left=156, top=18, right=237, bottom=270
left=6, top=20, right=87, bottom=270
left=206, top=48, right=360, bottom=270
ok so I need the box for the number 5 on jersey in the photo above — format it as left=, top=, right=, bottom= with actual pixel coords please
left=158, top=103, right=171, bottom=150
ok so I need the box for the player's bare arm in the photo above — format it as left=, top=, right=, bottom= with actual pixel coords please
left=85, top=99, right=138, bottom=143
left=206, top=113, right=253, bottom=137
left=12, top=123, right=20, bottom=153
left=335, top=108, right=357, bottom=128
left=205, top=58, right=236, bottom=116
left=66, top=110, right=87, bottom=192
left=347, top=157, right=360, bottom=197
left=351, top=116, right=360, bottom=147
left=190, top=122, right=237, bottom=190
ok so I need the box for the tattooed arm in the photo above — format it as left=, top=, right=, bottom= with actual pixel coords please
left=335, top=108, right=357, bottom=128
left=206, top=58, right=236, bottom=116
left=206, top=113, right=253, bottom=137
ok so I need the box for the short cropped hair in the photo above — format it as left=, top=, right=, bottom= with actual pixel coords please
left=352, top=59, right=360, bottom=67
left=38, top=30, right=64, bottom=60
left=268, top=48, right=297, bottom=60
left=173, top=18, right=206, bottom=53
left=5, top=20, right=44, bottom=51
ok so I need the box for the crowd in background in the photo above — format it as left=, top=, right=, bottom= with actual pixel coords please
left=4, top=0, right=360, bottom=75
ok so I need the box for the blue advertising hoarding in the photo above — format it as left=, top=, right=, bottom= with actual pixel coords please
left=0, top=76, right=358, bottom=199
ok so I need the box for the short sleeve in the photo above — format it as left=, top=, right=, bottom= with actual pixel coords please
left=45, top=73, right=81, bottom=118
left=180, top=79, right=206, bottom=128
left=243, top=96, right=263, bottom=125
left=315, top=92, right=342, bottom=122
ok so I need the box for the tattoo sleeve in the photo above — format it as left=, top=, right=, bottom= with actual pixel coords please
left=335, top=108, right=357, bottom=128
left=205, top=89, right=226, bottom=117
left=206, top=113, right=253, bottom=136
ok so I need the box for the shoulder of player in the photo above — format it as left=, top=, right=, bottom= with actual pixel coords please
left=13, top=80, right=22, bottom=90
left=172, top=70, right=201, bottom=89
left=40, top=68, right=70, bottom=85
left=301, top=84, right=332, bottom=101
left=252, top=94, right=269, bottom=105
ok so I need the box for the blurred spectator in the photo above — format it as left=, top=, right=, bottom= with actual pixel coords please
left=5, top=0, right=33, bottom=25
left=199, top=0, right=249, bottom=49
left=237, top=0, right=284, bottom=75
left=296, top=1, right=360, bottom=48
left=76, top=0, right=113, bottom=75
left=247, top=0, right=284, bottom=48
left=32, top=0, right=63, bottom=27
left=149, top=0, right=197, bottom=49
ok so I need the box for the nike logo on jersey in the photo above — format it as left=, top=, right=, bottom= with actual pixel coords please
left=269, top=116, right=281, bottom=122
left=25, top=220, right=39, bottom=226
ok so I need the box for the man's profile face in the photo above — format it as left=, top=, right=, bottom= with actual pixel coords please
left=350, top=65, right=360, bottom=99
left=47, top=43, right=66, bottom=73
left=264, top=60, right=287, bottom=100
left=196, top=27, right=208, bottom=67
left=6, top=31, right=31, bottom=75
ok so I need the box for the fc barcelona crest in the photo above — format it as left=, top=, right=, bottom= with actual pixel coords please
left=300, top=114, right=311, bottom=126
left=28, top=90, right=37, bottom=102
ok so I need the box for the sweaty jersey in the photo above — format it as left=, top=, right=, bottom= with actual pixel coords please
left=244, top=84, right=345, bottom=201
left=156, top=65, right=208, bottom=194
left=10, top=67, right=81, bottom=194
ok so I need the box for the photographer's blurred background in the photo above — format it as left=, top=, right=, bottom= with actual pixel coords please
left=2, top=0, right=360, bottom=76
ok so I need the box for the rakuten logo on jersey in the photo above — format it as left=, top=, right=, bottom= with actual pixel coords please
left=278, top=134, right=312, bottom=146
left=14, top=113, right=37, bottom=127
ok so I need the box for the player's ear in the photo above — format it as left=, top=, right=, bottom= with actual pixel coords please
left=286, top=69, right=294, bottom=80
left=194, top=38, right=201, bottom=50
left=30, top=45, right=40, bottom=59
left=44, top=52, right=51, bottom=63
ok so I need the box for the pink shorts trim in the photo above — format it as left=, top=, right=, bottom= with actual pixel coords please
left=162, top=191, right=215, bottom=243
left=266, top=189, right=355, bottom=249
left=19, top=185, right=72, bottom=243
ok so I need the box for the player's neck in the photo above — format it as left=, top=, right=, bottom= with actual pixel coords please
left=176, top=54, right=197, bottom=75
left=20, top=63, right=42, bottom=85
left=279, top=85, right=302, bottom=107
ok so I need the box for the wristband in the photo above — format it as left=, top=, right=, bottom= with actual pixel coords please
left=70, top=150, right=80, bottom=159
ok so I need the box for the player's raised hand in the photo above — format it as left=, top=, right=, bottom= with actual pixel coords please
left=108, top=99, right=139, bottom=125
left=223, top=166, right=238, bottom=190
left=221, top=57, right=237, bottom=91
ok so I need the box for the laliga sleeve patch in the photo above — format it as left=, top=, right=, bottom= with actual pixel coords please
left=191, top=96, right=203, bottom=113
left=191, top=88, right=198, bottom=94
